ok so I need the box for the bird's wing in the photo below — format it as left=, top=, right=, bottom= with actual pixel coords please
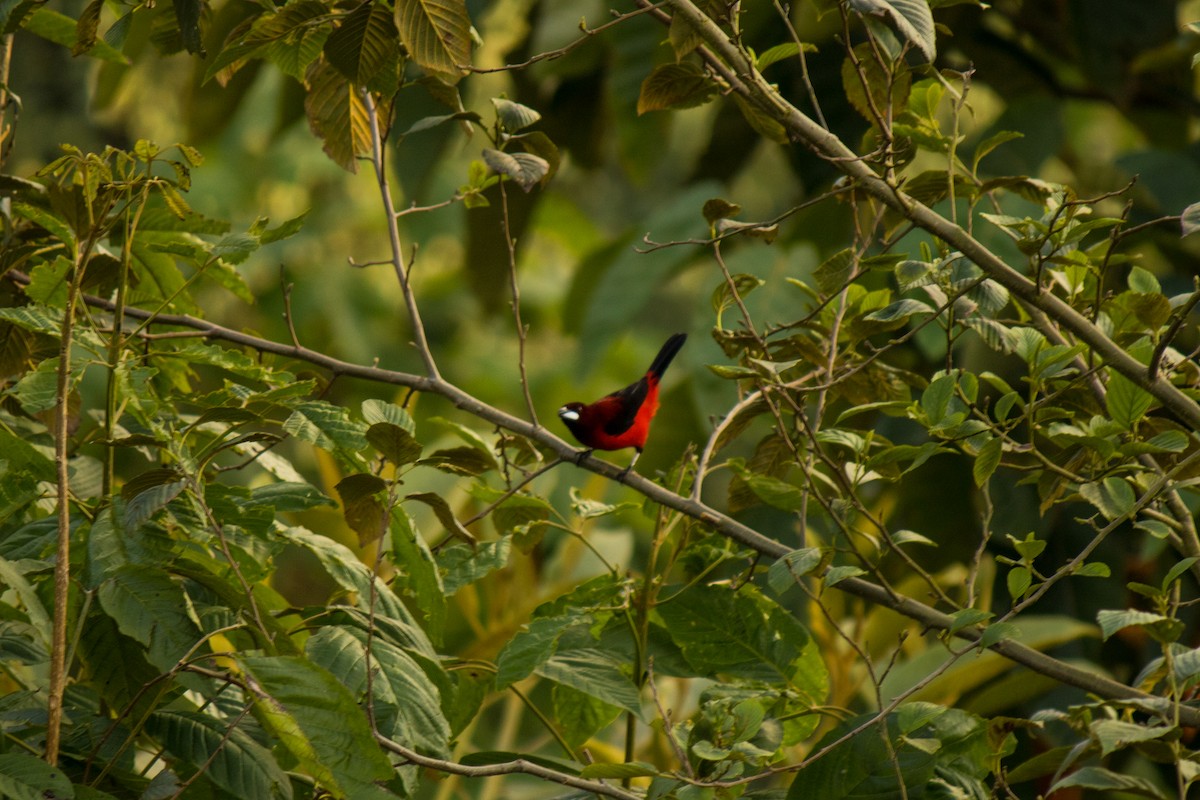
left=601, top=378, right=649, bottom=436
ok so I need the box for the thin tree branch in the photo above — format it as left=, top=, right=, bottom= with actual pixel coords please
left=376, top=734, right=641, bottom=800
left=661, top=0, right=1200, bottom=433
left=363, top=91, right=441, bottom=380
left=22, top=273, right=1198, bottom=726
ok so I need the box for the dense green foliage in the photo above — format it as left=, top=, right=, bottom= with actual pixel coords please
left=3, top=0, right=1200, bottom=798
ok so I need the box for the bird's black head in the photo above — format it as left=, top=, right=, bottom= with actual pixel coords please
left=558, top=402, right=585, bottom=434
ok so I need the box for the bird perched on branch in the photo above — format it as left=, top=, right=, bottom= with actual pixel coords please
left=557, top=333, right=687, bottom=476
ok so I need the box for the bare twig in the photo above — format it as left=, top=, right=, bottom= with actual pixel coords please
left=9, top=271, right=1195, bottom=725
left=376, top=734, right=640, bottom=799
left=498, top=180, right=538, bottom=425
left=363, top=91, right=441, bottom=379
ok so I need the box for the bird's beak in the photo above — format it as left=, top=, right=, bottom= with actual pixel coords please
left=558, top=407, right=579, bottom=422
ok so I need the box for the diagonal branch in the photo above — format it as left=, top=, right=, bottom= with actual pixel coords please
left=363, top=91, right=441, bottom=380
left=661, top=0, right=1200, bottom=432
left=21, top=271, right=1198, bottom=727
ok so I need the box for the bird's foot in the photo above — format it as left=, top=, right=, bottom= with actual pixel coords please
left=574, top=448, right=593, bottom=466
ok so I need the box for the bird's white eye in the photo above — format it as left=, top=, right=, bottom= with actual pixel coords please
left=558, top=407, right=579, bottom=422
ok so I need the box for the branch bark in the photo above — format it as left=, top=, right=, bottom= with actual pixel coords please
left=21, top=273, right=1197, bottom=728
left=662, top=0, right=1200, bottom=432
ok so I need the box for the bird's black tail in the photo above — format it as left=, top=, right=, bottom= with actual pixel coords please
left=647, top=333, right=687, bottom=379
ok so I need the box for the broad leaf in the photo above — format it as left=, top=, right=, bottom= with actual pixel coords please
left=240, top=655, right=396, bottom=800
left=304, top=58, right=372, bottom=172
left=394, top=0, right=470, bottom=78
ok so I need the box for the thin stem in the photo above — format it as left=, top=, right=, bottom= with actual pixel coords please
left=20, top=272, right=1199, bottom=725
left=498, top=180, right=538, bottom=425
left=363, top=91, right=441, bottom=379
left=46, top=233, right=94, bottom=765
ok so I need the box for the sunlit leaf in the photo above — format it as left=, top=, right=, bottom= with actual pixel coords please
left=324, top=1, right=398, bottom=85
left=394, top=0, right=471, bottom=78
left=304, top=58, right=372, bottom=172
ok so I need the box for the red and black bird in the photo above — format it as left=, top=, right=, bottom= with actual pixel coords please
left=558, top=333, right=687, bottom=475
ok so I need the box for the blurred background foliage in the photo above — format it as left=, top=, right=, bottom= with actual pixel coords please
left=6, top=0, right=1200, bottom=794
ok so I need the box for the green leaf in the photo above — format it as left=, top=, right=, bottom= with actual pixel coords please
left=240, top=655, right=396, bottom=800
left=756, top=41, right=816, bottom=71
left=495, top=614, right=582, bottom=688
left=388, top=506, right=446, bottom=639
left=23, top=7, right=129, bottom=62
left=1074, top=562, right=1111, bottom=578
left=366, top=421, right=423, bottom=465
left=14, top=356, right=73, bottom=415
left=121, top=468, right=186, bottom=530
left=0, top=557, right=51, bottom=648
left=394, top=0, right=470, bottom=78
left=97, top=564, right=202, bottom=671
left=304, top=58, right=372, bottom=172
left=972, top=130, right=1022, bottom=172
left=656, top=584, right=827, bottom=699
left=842, top=41, right=912, bottom=124
left=1127, top=266, right=1161, bottom=294
left=848, top=0, right=935, bottom=60
left=324, top=1, right=398, bottom=85
left=787, top=705, right=989, bottom=800
left=305, top=626, right=450, bottom=758
left=1079, top=477, right=1135, bottom=521
left=438, top=537, right=510, bottom=595
left=702, top=197, right=742, bottom=225
left=1049, top=766, right=1169, bottom=798
left=732, top=93, right=789, bottom=144
left=1097, top=609, right=1184, bottom=644
left=480, top=148, right=549, bottom=191
left=0, top=753, right=75, bottom=800
left=972, top=435, right=1002, bottom=487
left=637, top=62, right=718, bottom=114
left=145, top=710, right=293, bottom=800
left=814, top=247, right=855, bottom=295
left=284, top=400, right=369, bottom=460
left=0, top=428, right=56, bottom=482
left=978, top=621, right=1017, bottom=649
left=553, top=683, right=621, bottom=748
left=418, top=446, right=495, bottom=475
left=257, top=211, right=310, bottom=244
left=568, top=487, right=637, bottom=519
left=250, top=481, right=334, bottom=513
left=767, top=548, right=823, bottom=594
left=537, top=648, right=643, bottom=717
left=1090, top=719, right=1173, bottom=757
left=1106, top=369, right=1154, bottom=429
left=1135, top=519, right=1173, bottom=539
left=334, top=473, right=388, bottom=546
left=1163, top=557, right=1198, bottom=590
left=1006, top=566, right=1031, bottom=600
left=362, top=398, right=415, bottom=432
left=23, top=255, right=71, bottom=306
left=947, top=607, right=992, bottom=635
left=405, top=491, right=476, bottom=546
left=863, top=298, right=931, bottom=323
left=491, top=97, right=541, bottom=132
left=279, top=526, right=435, bottom=655
left=824, top=565, right=866, bottom=586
